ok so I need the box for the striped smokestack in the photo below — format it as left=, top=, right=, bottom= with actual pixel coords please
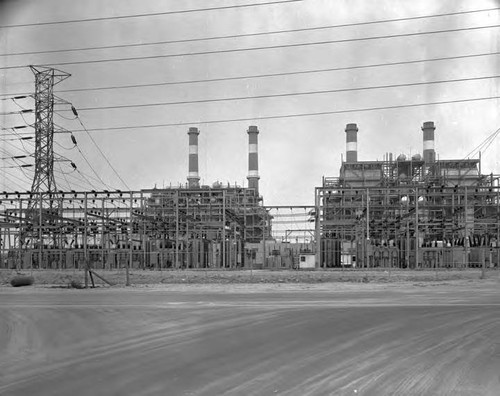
left=247, top=125, right=260, bottom=193
left=345, top=123, right=358, bottom=163
left=187, top=127, right=200, bottom=188
left=422, top=121, right=436, bottom=163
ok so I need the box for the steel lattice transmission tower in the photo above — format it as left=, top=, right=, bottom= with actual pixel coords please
left=29, top=65, right=70, bottom=197
left=23, top=66, right=70, bottom=249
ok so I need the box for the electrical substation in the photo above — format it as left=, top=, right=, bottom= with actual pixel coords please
left=1, top=67, right=499, bottom=272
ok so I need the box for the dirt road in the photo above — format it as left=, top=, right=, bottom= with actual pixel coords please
left=1, top=282, right=500, bottom=395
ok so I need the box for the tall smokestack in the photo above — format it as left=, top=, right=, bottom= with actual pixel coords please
left=187, top=127, right=200, bottom=188
left=247, top=125, right=260, bottom=193
left=422, top=121, right=436, bottom=163
left=345, top=123, right=358, bottom=163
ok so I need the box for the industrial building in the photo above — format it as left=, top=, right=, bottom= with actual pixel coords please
left=1, top=102, right=499, bottom=272
left=315, top=122, right=500, bottom=269
left=0, top=126, right=272, bottom=270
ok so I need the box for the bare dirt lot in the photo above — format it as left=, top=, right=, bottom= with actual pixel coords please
left=1, top=267, right=498, bottom=288
left=1, top=270, right=500, bottom=395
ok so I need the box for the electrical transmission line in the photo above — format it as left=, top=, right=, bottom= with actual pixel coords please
left=3, top=94, right=499, bottom=139
left=1, top=23, right=499, bottom=70
left=0, top=51, right=497, bottom=98
left=57, top=74, right=500, bottom=113
left=1, top=7, right=497, bottom=57
left=0, top=0, right=302, bottom=29
left=465, top=127, right=500, bottom=158
left=63, top=95, right=500, bottom=133
left=70, top=105, right=130, bottom=190
left=5, top=73, right=496, bottom=117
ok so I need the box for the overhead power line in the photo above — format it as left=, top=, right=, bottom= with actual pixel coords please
left=1, top=7, right=497, bottom=57
left=1, top=51, right=498, bottom=99
left=0, top=0, right=303, bottom=29
left=64, top=95, right=500, bottom=133
left=465, top=127, right=500, bottom=158
left=1, top=23, right=499, bottom=70
left=73, top=110, right=131, bottom=190
left=60, top=74, right=500, bottom=113
left=9, top=51, right=494, bottom=96
left=1, top=172, right=29, bottom=190
left=71, top=140, right=111, bottom=190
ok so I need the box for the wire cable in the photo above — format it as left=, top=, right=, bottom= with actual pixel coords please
left=70, top=139, right=112, bottom=190
left=464, top=127, right=500, bottom=158
left=60, top=51, right=500, bottom=94
left=1, top=51, right=498, bottom=98
left=0, top=1, right=303, bottom=29
left=1, top=138, right=32, bottom=156
left=74, top=114, right=130, bottom=189
left=55, top=111, right=78, bottom=121
left=54, top=139, right=76, bottom=151
left=54, top=161, right=73, bottom=191
left=14, top=159, right=33, bottom=179
left=0, top=164, right=33, bottom=169
left=65, top=95, right=500, bottom=133
left=74, top=169, right=98, bottom=190
left=64, top=74, right=500, bottom=112
left=0, top=172, right=28, bottom=190
left=0, top=94, right=31, bottom=101
left=2, top=23, right=499, bottom=70
left=1, top=7, right=497, bottom=57
left=52, top=160, right=94, bottom=190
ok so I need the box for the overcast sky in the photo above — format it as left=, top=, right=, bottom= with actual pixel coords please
left=1, top=0, right=499, bottom=206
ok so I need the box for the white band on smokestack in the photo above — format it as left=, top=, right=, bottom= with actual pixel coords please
left=247, top=125, right=260, bottom=193
left=187, top=127, right=200, bottom=188
left=423, top=140, right=435, bottom=151
left=346, top=142, right=357, bottom=152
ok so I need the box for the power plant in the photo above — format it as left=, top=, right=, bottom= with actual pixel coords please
left=1, top=68, right=499, bottom=272
left=315, top=122, right=500, bottom=269
left=0, top=124, right=271, bottom=270
left=2, top=119, right=499, bottom=271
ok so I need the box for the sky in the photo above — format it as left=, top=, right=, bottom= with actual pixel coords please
left=1, top=0, right=499, bottom=206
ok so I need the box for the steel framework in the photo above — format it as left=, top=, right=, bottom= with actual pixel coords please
left=0, top=186, right=270, bottom=270
left=315, top=159, right=500, bottom=269
left=22, top=66, right=71, bottom=250
left=29, top=66, right=70, bottom=201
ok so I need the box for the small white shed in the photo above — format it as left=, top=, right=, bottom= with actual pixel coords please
left=298, top=253, right=316, bottom=269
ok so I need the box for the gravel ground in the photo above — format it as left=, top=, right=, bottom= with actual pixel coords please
left=2, top=283, right=500, bottom=395
left=1, top=267, right=498, bottom=288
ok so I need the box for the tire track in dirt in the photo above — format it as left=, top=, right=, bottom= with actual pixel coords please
left=2, top=289, right=500, bottom=395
